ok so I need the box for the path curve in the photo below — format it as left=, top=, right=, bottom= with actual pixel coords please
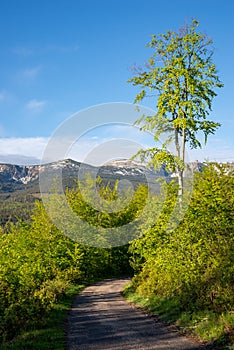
left=66, top=278, right=205, bottom=350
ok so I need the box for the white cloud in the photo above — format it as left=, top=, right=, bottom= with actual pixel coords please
left=17, top=66, right=42, bottom=84
left=0, top=137, right=48, bottom=161
left=0, top=131, right=233, bottom=167
left=0, top=124, right=5, bottom=137
left=25, top=99, right=47, bottom=112
left=189, top=146, right=234, bottom=162
left=46, top=44, right=79, bottom=53
left=64, top=126, right=151, bottom=166
left=0, top=154, right=41, bottom=165
left=0, top=92, right=6, bottom=102
left=12, top=46, right=34, bottom=56
left=0, top=136, right=104, bottom=165
left=0, top=136, right=106, bottom=165
left=80, top=123, right=155, bottom=147
left=21, top=66, right=41, bottom=80
left=0, top=90, right=10, bottom=103
left=101, top=125, right=234, bottom=162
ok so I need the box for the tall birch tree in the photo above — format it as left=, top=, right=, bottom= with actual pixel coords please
left=128, top=20, right=223, bottom=194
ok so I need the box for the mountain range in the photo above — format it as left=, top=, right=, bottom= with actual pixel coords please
left=0, top=158, right=207, bottom=226
left=0, top=158, right=170, bottom=197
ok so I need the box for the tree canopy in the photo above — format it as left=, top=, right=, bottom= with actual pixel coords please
left=128, top=20, right=223, bottom=191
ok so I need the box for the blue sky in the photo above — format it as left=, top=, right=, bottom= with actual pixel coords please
left=0, top=0, right=233, bottom=164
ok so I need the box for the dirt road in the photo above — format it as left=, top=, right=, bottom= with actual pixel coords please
left=66, top=278, right=205, bottom=350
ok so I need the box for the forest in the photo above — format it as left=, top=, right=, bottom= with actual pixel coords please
left=0, top=163, right=233, bottom=348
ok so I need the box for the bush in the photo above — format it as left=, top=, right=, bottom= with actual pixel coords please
left=130, top=163, right=234, bottom=312
left=0, top=180, right=134, bottom=342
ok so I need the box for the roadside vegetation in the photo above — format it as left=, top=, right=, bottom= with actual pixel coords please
left=124, top=163, right=234, bottom=349
left=0, top=180, right=133, bottom=349
left=0, top=164, right=233, bottom=349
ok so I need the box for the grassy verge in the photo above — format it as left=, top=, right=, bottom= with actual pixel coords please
left=123, top=283, right=234, bottom=350
left=0, top=283, right=84, bottom=350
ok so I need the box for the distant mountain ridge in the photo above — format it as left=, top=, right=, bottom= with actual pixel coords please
left=0, top=158, right=211, bottom=196
left=0, top=158, right=224, bottom=225
left=0, top=158, right=167, bottom=195
left=0, top=163, right=40, bottom=184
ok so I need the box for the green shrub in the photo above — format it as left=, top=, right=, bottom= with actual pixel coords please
left=0, top=180, right=134, bottom=343
left=130, top=163, right=234, bottom=313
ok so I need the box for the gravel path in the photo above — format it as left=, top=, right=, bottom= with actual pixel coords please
left=65, top=278, right=205, bottom=350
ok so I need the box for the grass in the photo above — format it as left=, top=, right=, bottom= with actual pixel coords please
left=123, top=282, right=234, bottom=349
left=0, top=283, right=84, bottom=350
